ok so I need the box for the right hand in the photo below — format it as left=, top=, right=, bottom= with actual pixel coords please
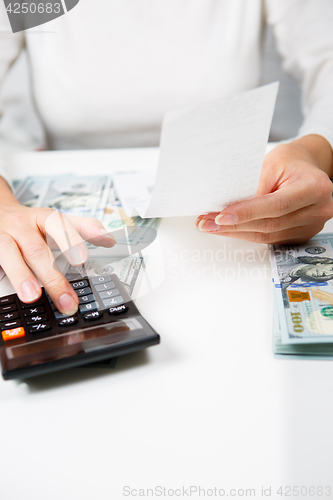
left=0, top=179, right=116, bottom=315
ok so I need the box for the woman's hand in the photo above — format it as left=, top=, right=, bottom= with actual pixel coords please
left=196, top=135, right=333, bottom=245
left=0, top=178, right=116, bottom=314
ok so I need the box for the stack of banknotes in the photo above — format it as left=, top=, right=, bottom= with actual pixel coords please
left=271, top=234, right=333, bottom=358
left=13, top=174, right=160, bottom=298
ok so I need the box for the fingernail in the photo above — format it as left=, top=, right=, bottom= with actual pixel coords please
left=98, top=227, right=117, bottom=242
left=21, top=281, right=40, bottom=302
left=58, top=294, right=78, bottom=315
left=215, top=213, right=238, bottom=225
left=68, top=243, right=89, bottom=265
left=199, top=220, right=220, bottom=232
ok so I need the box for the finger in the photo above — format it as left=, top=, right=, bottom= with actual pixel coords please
left=198, top=202, right=333, bottom=234
left=66, top=215, right=117, bottom=247
left=209, top=225, right=324, bottom=245
left=0, top=233, right=42, bottom=303
left=37, top=210, right=89, bottom=266
left=18, top=232, right=79, bottom=315
left=214, top=174, right=333, bottom=225
left=196, top=212, right=220, bottom=229
left=195, top=213, right=219, bottom=229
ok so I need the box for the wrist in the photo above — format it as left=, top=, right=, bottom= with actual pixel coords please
left=291, top=134, right=333, bottom=178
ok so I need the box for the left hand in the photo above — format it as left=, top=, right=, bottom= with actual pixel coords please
left=196, top=135, right=333, bottom=245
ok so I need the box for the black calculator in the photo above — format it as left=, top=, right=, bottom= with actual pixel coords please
left=0, top=273, right=160, bottom=380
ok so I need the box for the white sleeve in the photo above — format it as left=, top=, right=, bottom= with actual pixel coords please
left=265, top=0, right=333, bottom=148
left=0, top=3, right=24, bottom=187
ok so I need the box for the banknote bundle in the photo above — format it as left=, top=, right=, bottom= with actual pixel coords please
left=271, top=234, right=333, bottom=358
left=13, top=174, right=160, bottom=298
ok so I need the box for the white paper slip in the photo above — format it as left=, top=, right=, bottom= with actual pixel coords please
left=113, top=171, right=155, bottom=218
left=117, top=82, right=278, bottom=219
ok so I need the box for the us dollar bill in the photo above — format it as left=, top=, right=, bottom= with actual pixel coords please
left=15, top=176, right=53, bottom=208
left=271, top=234, right=333, bottom=345
left=39, top=175, right=112, bottom=218
left=272, top=284, right=333, bottom=358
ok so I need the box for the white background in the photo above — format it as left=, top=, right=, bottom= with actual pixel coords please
left=0, top=147, right=332, bottom=500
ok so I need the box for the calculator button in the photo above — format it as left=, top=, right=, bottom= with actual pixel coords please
left=25, top=314, right=48, bottom=325
left=108, top=305, right=128, bottom=315
left=54, top=310, right=77, bottom=320
left=78, top=294, right=95, bottom=305
left=0, top=304, right=17, bottom=314
left=1, top=320, right=22, bottom=330
left=84, top=311, right=103, bottom=321
left=58, top=317, right=78, bottom=327
left=20, top=299, right=44, bottom=309
left=2, top=327, right=25, bottom=341
left=79, top=302, right=98, bottom=314
left=91, top=276, right=111, bottom=285
left=29, top=323, right=51, bottom=334
left=99, top=289, right=119, bottom=300
left=53, top=310, right=72, bottom=320
left=0, top=296, right=15, bottom=305
left=23, top=306, right=45, bottom=316
left=95, top=282, right=115, bottom=292
left=74, top=287, right=92, bottom=296
left=0, top=311, right=19, bottom=322
left=102, top=296, right=124, bottom=308
left=71, top=280, right=88, bottom=289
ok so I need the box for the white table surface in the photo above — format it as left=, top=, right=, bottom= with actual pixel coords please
left=1, top=147, right=333, bottom=500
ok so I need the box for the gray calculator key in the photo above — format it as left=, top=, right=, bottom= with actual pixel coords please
left=75, top=287, right=92, bottom=296
left=78, top=294, right=95, bottom=304
left=54, top=310, right=72, bottom=320
left=95, top=282, right=115, bottom=292
left=102, top=296, right=124, bottom=308
left=99, top=289, right=119, bottom=300
left=91, top=276, right=111, bottom=285
left=71, top=280, right=88, bottom=289
left=79, top=302, right=99, bottom=314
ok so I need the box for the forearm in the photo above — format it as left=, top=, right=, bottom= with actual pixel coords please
left=291, top=135, right=333, bottom=179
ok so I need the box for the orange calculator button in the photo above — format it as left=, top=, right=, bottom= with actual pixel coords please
left=2, top=327, right=25, bottom=341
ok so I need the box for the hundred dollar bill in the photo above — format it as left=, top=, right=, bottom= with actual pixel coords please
left=39, top=175, right=111, bottom=218
left=272, top=285, right=333, bottom=357
left=271, top=233, right=333, bottom=344
left=16, top=176, right=53, bottom=208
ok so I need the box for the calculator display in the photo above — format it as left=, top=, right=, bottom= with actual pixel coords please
left=2, top=318, right=147, bottom=371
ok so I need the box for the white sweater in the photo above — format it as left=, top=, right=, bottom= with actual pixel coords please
left=0, top=0, right=333, bottom=183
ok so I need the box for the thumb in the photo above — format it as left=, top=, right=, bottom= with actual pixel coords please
left=256, top=155, right=281, bottom=197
